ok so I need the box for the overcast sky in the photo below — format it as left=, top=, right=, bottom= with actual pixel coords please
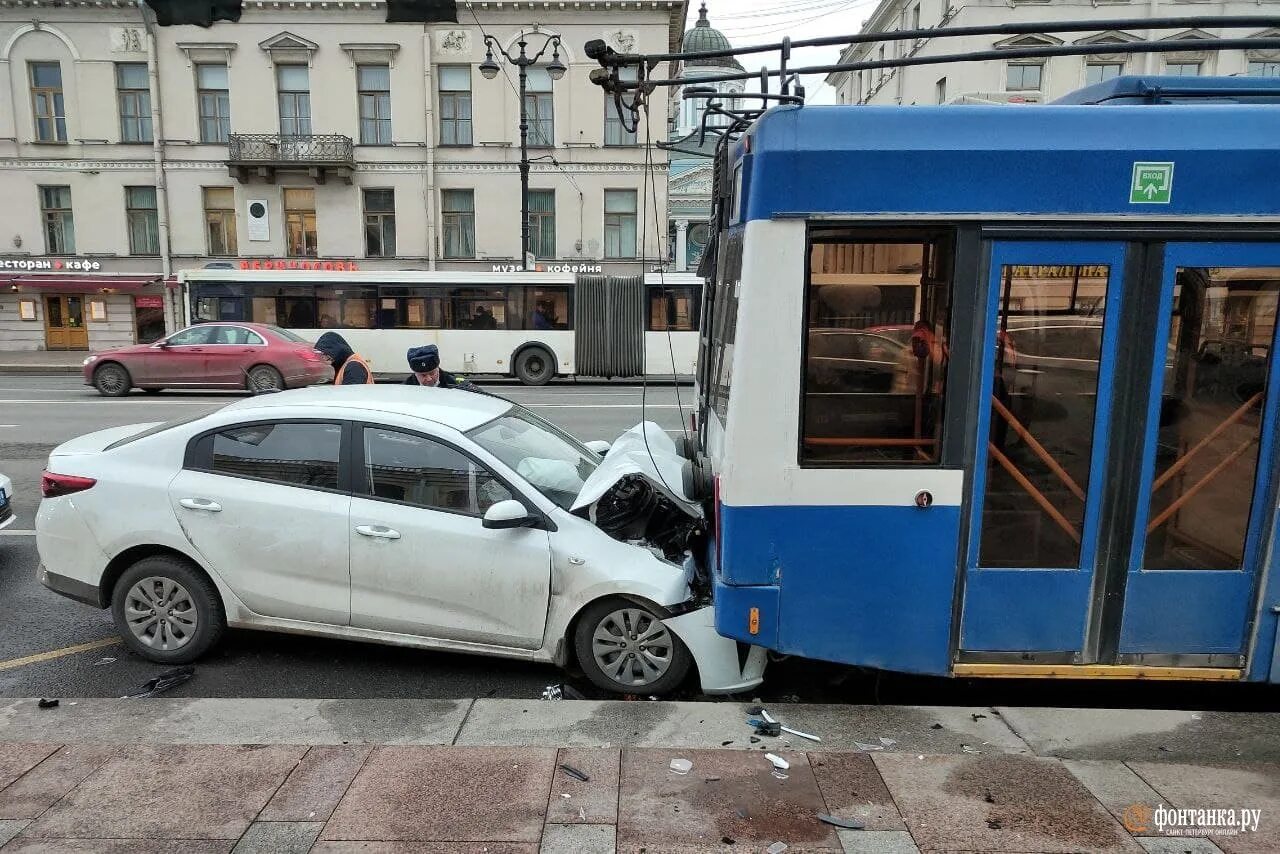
left=684, top=0, right=885, bottom=104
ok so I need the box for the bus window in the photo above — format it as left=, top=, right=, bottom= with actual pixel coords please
left=451, top=287, right=506, bottom=329
left=707, top=232, right=743, bottom=423
left=526, top=287, right=572, bottom=331
left=801, top=229, right=954, bottom=465
left=378, top=287, right=446, bottom=329
left=317, top=286, right=377, bottom=329
left=648, top=285, right=700, bottom=331
left=251, top=297, right=279, bottom=325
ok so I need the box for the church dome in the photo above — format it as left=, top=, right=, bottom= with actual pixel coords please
left=681, top=3, right=743, bottom=71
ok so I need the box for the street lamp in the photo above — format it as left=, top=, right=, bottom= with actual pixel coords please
left=480, top=32, right=565, bottom=269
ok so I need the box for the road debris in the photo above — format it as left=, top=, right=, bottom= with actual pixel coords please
left=92, top=657, right=117, bottom=666
left=669, top=758, right=692, bottom=775
left=930, top=723, right=943, bottom=730
left=748, top=708, right=822, bottom=742
left=37, top=698, right=59, bottom=709
left=736, top=807, right=750, bottom=819
left=971, top=713, right=987, bottom=721
left=817, top=813, right=866, bottom=830
left=879, top=737, right=897, bottom=748
left=541, top=683, right=585, bottom=701
left=705, top=776, right=721, bottom=782
left=764, top=753, right=790, bottom=771
left=720, top=836, right=735, bottom=845
left=124, top=665, right=194, bottom=699
left=749, top=719, right=782, bottom=737
left=767, top=842, right=788, bottom=853
left=559, top=764, right=589, bottom=782
left=962, top=745, right=981, bottom=755
left=854, top=741, right=884, bottom=752
left=749, top=736, right=762, bottom=744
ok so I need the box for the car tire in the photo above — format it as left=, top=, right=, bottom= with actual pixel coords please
left=111, top=555, right=226, bottom=665
left=514, top=346, right=555, bottom=386
left=246, top=364, right=285, bottom=393
left=93, top=362, right=132, bottom=397
left=141, top=387, right=163, bottom=395
left=573, top=598, right=692, bottom=696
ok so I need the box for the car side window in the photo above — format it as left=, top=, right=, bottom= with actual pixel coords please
left=211, top=327, right=265, bottom=346
left=197, top=421, right=343, bottom=490
left=362, top=427, right=512, bottom=515
left=167, top=327, right=213, bottom=346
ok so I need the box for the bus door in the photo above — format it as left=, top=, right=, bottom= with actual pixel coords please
left=960, top=240, right=1280, bottom=675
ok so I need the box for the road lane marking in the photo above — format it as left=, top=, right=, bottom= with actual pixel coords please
left=0, top=530, right=37, bottom=536
left=0, top=399, right=221, bottom=406
left=0, top=637, right=121, bottom=672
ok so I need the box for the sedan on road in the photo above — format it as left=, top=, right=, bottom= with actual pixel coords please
left=0, top=471, right=14, bottom=531
left=35, top=386, right=765, bottom=696
left=83, top=322, right=332, bottom=396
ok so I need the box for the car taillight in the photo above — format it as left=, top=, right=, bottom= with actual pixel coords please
left=300, top=347, right=325, bottom=362
left=42, top=471, right=97, bottom=498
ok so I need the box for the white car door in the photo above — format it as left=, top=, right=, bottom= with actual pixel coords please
left=168, top=419, right=351, bottom=625
left=349, top=424, right=551, bottom=649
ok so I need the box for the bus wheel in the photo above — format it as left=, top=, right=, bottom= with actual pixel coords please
left=514, top=347, right=555, bottom=386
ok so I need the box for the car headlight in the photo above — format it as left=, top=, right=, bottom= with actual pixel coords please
left=82, top=356, right=98, bottom=366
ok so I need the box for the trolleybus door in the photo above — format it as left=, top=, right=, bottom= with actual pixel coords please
left=960, top=241, right=1128, bottom=656
left=1118, top=243, right=1280, bottom=667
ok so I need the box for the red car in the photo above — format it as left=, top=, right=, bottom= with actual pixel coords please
left=83, top=322, right=333, bottom=396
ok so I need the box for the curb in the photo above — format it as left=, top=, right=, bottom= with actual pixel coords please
left=0, top=365, right=82, bottom=374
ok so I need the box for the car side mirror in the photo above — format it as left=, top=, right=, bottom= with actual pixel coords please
left=153, top=340, right=170, bottom=349
left=584, top=440, right=611, bottom=455
left=483, top=499, right=535, bottom=530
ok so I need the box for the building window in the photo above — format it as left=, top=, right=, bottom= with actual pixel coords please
left=525, top=66, right=554, bottom=147
left=1165, top=61, right=1202, bottom=76
left=911, top=3, right=920, bottom=29
left=935, top=77, right=946, bottom=104
left=605, top=67, right=638, bottom=145
left=877, top=46, right=886, bottom=83
left=604, top=190, right=637, bottom=259
left=39, top=186, right=74, bottom=254
left=1007, top=62, right=1043, bottom=91
left=442, top=189, right=475, bottom=259
left=438, top=66, right=472, bottom=146
left=29, top=62, right=67, bottom=143
left=363, top=188, right=396, bottom=258
left=357, top=64, right=392, bottom=145
left=284, top=188, right=318, bottom=257
left=529, top=190, right=555, bottom=260
left=204, top=187, right=237, bottom=256
left=125, top=187, right=160, bottom=256
left=1248, top=61, right=1280, bottom=78
left=1085, top=62, right=1124, bottom=85
left=116, top=63, right=152, bottom=143
left=277, top=65, right=312, bottom=135
left=197, top=63, right=231, bottom=143
left=802, top=230, right=955, bottom=465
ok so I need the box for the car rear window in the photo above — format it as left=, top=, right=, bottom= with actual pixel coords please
left=267, top=326, right=310, bottom=344
left=104, top=411, right=210, bottom=450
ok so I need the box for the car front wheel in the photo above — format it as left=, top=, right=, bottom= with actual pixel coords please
left=93, top=363, right=131, bottom=397
left=111, top=556, right=225, bottom=664
left=574, top=598, right=692, bottom=696
left=246, top=364, right=284, bottom=393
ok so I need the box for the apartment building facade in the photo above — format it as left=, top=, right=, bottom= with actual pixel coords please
left=0, top=0, right=685, bottom=350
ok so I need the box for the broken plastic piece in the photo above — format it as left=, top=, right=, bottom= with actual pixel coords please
left=817, top=814, right=866, bottom=830
left=771, top=771, right=790, bottom=780
left=560, top=793, right=572, bottom=799
left=92, top=657, right=117, bottom=666
left=736, top=807, right=749, bottom=819
left=705, top=776, right=721, bottom=782
left=746, top=705, right=764, bottom=716
left=766, top=842, right=788, bottom=854
left=764, top=753, right=790, bottom=771
left=854, top=741, right=884, bottom=752
left=721, top=836, right=735, bottom=845
left=749, top=719, right=782, bottom=737
left=749, top=736, right=761, bottom=744
left=930, top=723, right=943, bottom=730
left=782, top=726, right=821, bottom=743
left=669, top=758, right=692, bottom=775
left=761, top=710, right=778, bottom=724
left=559, top=764, right=589, bottom=782
left=541, top=684, right=564, bottom=700
left=971, top=713, right=987, bottom=721
left=879, top=737, right=897, bottom=748
left=37, top=698, right=59, bottom=709
left=125, top=666, right=194, bottom=699
left=962, top=745, right=981, bottom=755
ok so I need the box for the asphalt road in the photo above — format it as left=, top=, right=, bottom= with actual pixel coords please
left=2, top=375, right=1279, bottom=710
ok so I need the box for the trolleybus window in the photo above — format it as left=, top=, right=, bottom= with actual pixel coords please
left=801, top=229, right=954, bottom=465
left=706, top=231, right=742, bottom=423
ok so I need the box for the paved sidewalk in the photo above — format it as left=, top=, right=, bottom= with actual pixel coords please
left=0, top=352, right=85, bottom=374
left=0, top=699, right=1277, bottom=853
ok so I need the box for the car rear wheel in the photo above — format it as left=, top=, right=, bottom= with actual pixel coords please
left=111, top=556, right=225, bottom=664
left=93, top=363, right=131, bottom=397
left=574, top=598, right=692, bottom=696
left=514, top=346, right=555, bottom=386
left=246, top=364, right=285, bottom=393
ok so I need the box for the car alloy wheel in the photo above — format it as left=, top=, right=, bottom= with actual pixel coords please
left=590, top=606, right=675, bottom=687
left=124, top=576, right=198, bottom=652
left=94, top=364, right=130, bottom=396
left=247, top=365, right=284, bottom=393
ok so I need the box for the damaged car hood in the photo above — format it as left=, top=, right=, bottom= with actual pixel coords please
left=572, top=422, right=702, bottom=519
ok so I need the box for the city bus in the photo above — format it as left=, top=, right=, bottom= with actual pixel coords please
left=684, top=77, right=1280, bottom=683
left=177, top=269, right=701, bottom=384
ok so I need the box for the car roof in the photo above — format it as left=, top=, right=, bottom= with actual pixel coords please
left=219, top=385, right=514, bottom=432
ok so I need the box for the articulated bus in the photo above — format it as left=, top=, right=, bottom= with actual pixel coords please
left=690, top=77, right=1280, bottom=683
left=177, top=269, right=702, bottom=384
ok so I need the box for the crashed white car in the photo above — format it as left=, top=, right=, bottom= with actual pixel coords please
left=0, top=471, right=14, bottom=531
left=35, top=386, right=765, bottom=695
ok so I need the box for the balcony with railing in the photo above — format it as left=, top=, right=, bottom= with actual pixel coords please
left=227, top=134, right=355, bottom=184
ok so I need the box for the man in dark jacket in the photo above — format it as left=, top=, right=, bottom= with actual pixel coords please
left=314, top=331, right=373, bottom=385
left=403, top=344, right=479, bottom=391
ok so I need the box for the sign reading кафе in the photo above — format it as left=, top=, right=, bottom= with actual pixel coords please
left=1, top=257, right=108, bottom=271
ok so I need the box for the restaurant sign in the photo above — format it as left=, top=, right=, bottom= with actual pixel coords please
left=1, top=257, right=105, bottom=271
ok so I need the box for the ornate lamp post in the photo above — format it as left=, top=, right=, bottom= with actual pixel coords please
left=479, top=32, right=565, bottom=268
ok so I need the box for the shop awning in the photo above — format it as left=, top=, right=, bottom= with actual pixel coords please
left=3, top=275, right=162, bottom=293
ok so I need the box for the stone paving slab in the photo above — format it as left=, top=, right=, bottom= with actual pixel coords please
left=1135, top=839, right=1226, bottom=854
left=545, top=748, right=620, bottom=825
left=810, top=752, right=907, bottom=831
left=0, top=822, right=30, bottom=849
left=231, top=821, right=323, bottom=854
left=1, top=841, right=235, bottom=853
left=259, top=745, right=373, bottom=822
left=0, top=747, right=58, bottom=792
left=617, top=747, right=840, bottom=853
left=1127, top=762, right=1280, bottom=854
left=996, top=708, right=1280, bottom=762
left=310, top=845, right=538, bottom=853
left=872, top=753, right=1143, bottom=854
left=0, top=747, right=115, bottom=821
left=836, top=830, right=922, bottom=854
left=1063, top=759, right=1167, bottom=830
left=20, top=745, right=303, bottom=841
left=539, top=823, right=615, bottom=854
left=321, top=746, right=556, bottom=843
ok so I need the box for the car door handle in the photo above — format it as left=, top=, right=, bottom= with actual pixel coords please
left=355, top=525, right=401, bottom=540
left=179, top=498, right=222, bottom=512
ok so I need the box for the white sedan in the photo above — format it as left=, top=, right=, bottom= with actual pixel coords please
left=0, top=471, right=14, bottom=531
left=35, top=386, right=765, bottom=696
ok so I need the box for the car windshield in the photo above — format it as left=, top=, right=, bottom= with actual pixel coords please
left=467, top=406, right=600, bottom=511
left=266, top=326, right=310, bottom=344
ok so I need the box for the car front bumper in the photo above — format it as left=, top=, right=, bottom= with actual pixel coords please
left=663, top=605, right=767, bottom=695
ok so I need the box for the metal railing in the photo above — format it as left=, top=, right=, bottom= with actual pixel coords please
left=227, top=133, right=354, bottom=164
